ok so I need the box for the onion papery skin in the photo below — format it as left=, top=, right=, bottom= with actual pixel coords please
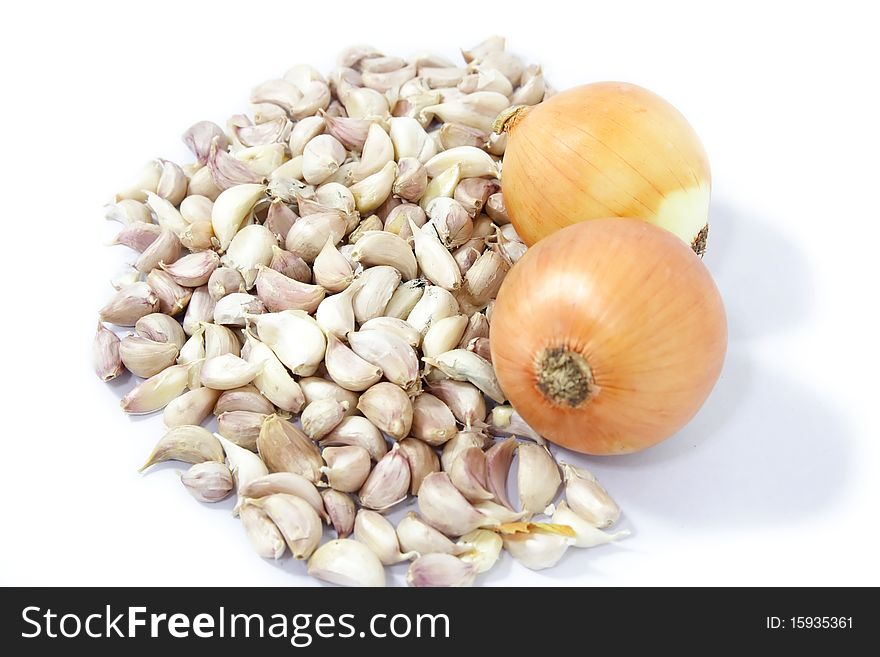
left=489, top=218, right=726, bottom=455
left=498, top=82, right=711, bottom=254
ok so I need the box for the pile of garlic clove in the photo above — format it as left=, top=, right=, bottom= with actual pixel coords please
left=94, top=36, right=629, bottom=587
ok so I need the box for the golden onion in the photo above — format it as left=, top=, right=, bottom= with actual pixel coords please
left=495, top=82, right=711, bottom=254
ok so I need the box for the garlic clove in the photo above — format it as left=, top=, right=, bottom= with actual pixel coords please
left=461, top=36, right=505, bottom=64
left=135, top=313, right=186, bottom=350
left=285, top=211, right=348, bottom=264
left=163, top=387, right=221, bottom=428
left=188, top=165, right=223, bottom=201
left=159, top=250, right=220, bottom=287
left=348, top=329, right=420, bottom=390
left=100, top=283, right=160, bottom=327
left=221, top=224, right=276, bottom=289
left=299, top=377, right=360, bottom=417
left=113, top=222, right=161, bottom=252
left=348, top=123, right=395, bottom=183
left=265, top=200, right=299, bottom=244
left=397, top=437, right=440, bottom=495
left=321, top=489, right=356, bottom=538
left=307, top=539, right=386, bottom=587
left=454, top=178, right=500, bottom=217
left=255, top=265, right=325, bottom=313
left=146, top=269, right=192, bottom=316
left=139, top=425, right=224, bottom=471
left=350, top=161, right=397, bottom=214
left=356, top=382, right=413, bottom=440
left=552, top=501, right=630, bottom=548
left=200, top=353, right=261, bottom=390
left=315, top=282, right=359, bottom=339
left=410, top=393, right=457, bottom=446
left=240, top=472, right=328, bottom=523
left=384, top=202, right=426, bottom=240
left=392, top=157, right=427, bottom=204
left=256, top=415, right=323, bottom=483
left=288, top=115, right=326, bottom=157
left=105, top=198, right=153, bottom=225
left=352, top=265, right=401, bottom=324
left=121, top=363, right=191, bottom=414
left=319, top=415, right=388, bottom=462
left=422, top=314, right=468, bottom=358
left=202, top=323, right=241, bottom=359
left=561, top=462, right=621, bottom=529
left=93, top=322, right=124, bottom=382
left=214, top=433, right=269, bottom=511
left=324, top=332, right=384, bottom=392
left=409, top=220, right=462, bottom=291
left=472, top=500, right=529, bottom=524
left=244, top=334, right=305, bottom=413
left=347, top=213, right=383, bottom=242
left=487, top=404, right=544, bottom=444
left=302, top=398, right=348, bottom=440
left=240, top=503, right=286, bottom=560
left=182, top=121, right=228, bottom=165
left=424, top=146, right=499, bottom=179
left=485, top=191, right=509, bottom=224
left=115, top=160, right=163, bottom=202
left=119, top=335, right=179, bottom=378
left=313, top=236, right=355, bottom=293
left=180, top=461, right=233, bottom=503
left=485, top=437, right=518, bottom=509
left=517, top=443, right=562, bottom=515
left=208, top=139, right=264, bottom=190
left=417, top=472, right=498, bottom=536
left=217, top=410, right=267, bottom=451
left=350, top=230, right=418, bottom=280
left=357, top=443, right=411, bottom=511
left=426, top=380, right=486, bottom=431
left=457, top=529, right=503, bottom=573
left=145, top=192, right=189, bottom=237
left=406, top=553, right=477, bottom=587
left=207, top=267, right=246, bottom=301
left=211, top=183, right=266, bottom=252
left=440, top=431, right=490, bottom=472
left=502, top=529, right=571, bottom=571
left=320, top=445, right=371, bottom=493
left=422, top=349, right=504, bottom=403
left=269, top=245, right=311, bottom=283
left=302, top=134, right=346, bottom=185
left=448, top=446, right=493, bottom=502
left=384, top=278, right=427, bottom=320
left=426, top=197, right=474, bottom=249
left=248, top=310, right=326, bottom=376
left=355, top=509, right=418, bottom=565
left=245, top=493, right=322, bottom=559
left=396, top=512, right=468, bottom=557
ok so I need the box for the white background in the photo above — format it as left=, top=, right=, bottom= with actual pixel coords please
left=2, top=0, right=878, bottom=586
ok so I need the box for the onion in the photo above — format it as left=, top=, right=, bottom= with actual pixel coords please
left=489, top=218, right=726, bottom=455
left=495, top=82, right=711, bottom=254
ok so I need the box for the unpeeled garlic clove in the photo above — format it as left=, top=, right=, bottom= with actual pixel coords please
left=383, top=203, right=426, bottom=240
left=448, top=446, right=493, bottom=502
left=181, top=461, right=233, bottom=502
left=552, top=501, right=630, bottom=548
left=460, top=249, right=508, bottom=309
left=307, top=538, right=386, bottom=587
left=458, top=67, right=513, bottom=95
left=93, top=322, right=124, bottom=381
left=257, top=414, right=323, bottom=482
left=145, top=192, right=188, bottom=237
left=359, top=316, right=420, bottom=348
left=207, top=267, right=246, bottom=301
left=348, top=329, right=420, bottom=390
left=214, top=384, right=273, bottom=416
left=221, top=224, right=276, bottom=289
left=302, top=398, right=348, bottom=440
left=419, top=162, right=462, bottom=210
left=134, top=313, right=185, bottom=349
left=561, top=462, right=621, bottom=528
left=485, top=437, right=517, bottom=509
left=113, top=222, right=161, bottom=252
left=384, top=278, right=426, bottom=320
left=396, top=512, right=467, bottom=557
left=245, top=334, right=305, bottom=413
left=341, top=86, right=390, bottom=120
left=470, top=51, right=524, bottom=86
left=254, top=265, right=325, bottom=314
left=422, top=349, right=504, bottom=403
left=487, top=405, right=544, bottom=444
left=233, top=116, right=292, bottom=148
left=347, top=214, right=383, bottom=243
left=397, top=437, right=440, bottom=494
left=110, top=269, right=141, bottom=291
left=139, top=425, right=223, bottom=471
left=350, top=161, right=397, bottom=213
left=146, top=269, right=191, bottom=316
left=121, top=363, right=191, bottom=414
left=357, top=442, right=411, bottom=511
left=388, top=116, right=436, bottom=163
left=182, top=121, right=228, bottom=165
left=159, top=250, right=220, bottom=288
left=213, top=292, right=264, bottom=327
left=422, top=314, right=469, bottom=358
left=269, top=245, right=311, bottom=283
left=248, top=310, right=326, bottom=376
left=438, top=122, right=488, bottom=150
left=163, top=386, right=220, bottom=428
left=418, top=472, right=499, bottom=536
left=392, top=157, right=427, bottom=203
left=440, top=431, right=490, bottom=472
left=285, top=211, right=347, bottom=263
left=503, top=528, right=571, bottom=571
left=352, top=265, right=401, bottom=324
left=454, top=178, right=499, bottom=217
left=324, top=332, right=383, bottom=392
left=288, top=115, right=325, bottom=157
left=135, top=227, right=181, bottom=274
left=211, top=183, right=266, bottom=252
left=313, top=236, right=355, bottom=292
left=119, top=335, right=179, bottom=378
left=350, top=230, right=418, bottom=280
left=115, top=160, right=163, bottom=202
left=348, top=123, right=394, bottom=183
left=265, top=200, right=299, bottom=243
left=485, top=192, right=509, bottom=224
left=319, top=415, right=388, bottom=462
left=319, top=445, right=370, bottom=493
left=355, top=509, right=418, bottom=565
left=321, top=489, right=356, bottom=538
left=246, top=493, right=322, bottom=559
left=322, top=113, right=374, bottom=151
left=240, top=503, right=286, bottom=560
left=250, top=78, right=302, bottom=113
left=214, top=433, right=269, bottom=511
left=420, top=92, right=510, bottom=133
left=409, top=221, right=462, bottom=291
left=202, top=323, right=241, bottom=359
left=467, top=336, right=492, bottom=361
left=457, top=529, right=503, bottom=573
left=356, top=382, right=413, bottom=440
left=461, top=36, right=505, bottom=64
left=179, top=220, right=216, bottom=252
left=426, top=379, right=486, bottom=430
left=105, top=198, right=153, bottom=225
left=288, top=80, right=331, bottom=120
left=424, top=146, right=499, bottom=179
left=240, top=472, right=328, bottom=522
left=188, top=165, right=222, bottom=201
left=302, top=134, right=346, bottom=185
left=426, top=197, right=473, bottom=249
left=200, top=353, right=261, bottom=390
left=217, top=410, right=267, bottom=451
left=472, top=500, right=529, bottom=524
left=517, top=443, right=562, bottom=515
left=410, top=393, right=457, bottom=446
left=315, top=282, right=359, bottom=339
left=156, top=159, right=188, bottom=206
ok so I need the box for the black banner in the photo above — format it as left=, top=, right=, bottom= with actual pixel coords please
left=0, top=587, right=869, bottom=652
